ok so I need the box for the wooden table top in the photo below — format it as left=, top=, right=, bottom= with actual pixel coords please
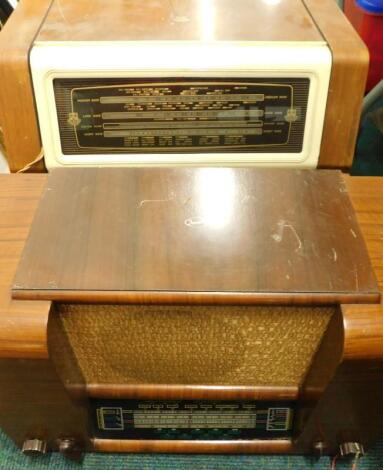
left=36, top=0, right=322, bottom=43
left=0, top=172, right=382, bottom=358
left=11, top=168, right=380, bottom=305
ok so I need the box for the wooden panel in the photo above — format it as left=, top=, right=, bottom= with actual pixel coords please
left=0, top=175, right=50, bottom=358
left=85, top=384, right=298, bottom=401
left=92, top=438, right=293, bottom=454
left=296, top=304, right=383, bottom=453
left=0, top=359, right=88, bottom=449
left=36, top=0, right=322, bottom=43
left=344, top=176, right=383, bottom=291
left=0, top=0, right=51, bottom=172
left=12, top=168, right=380, bottom=303
left=304, top=0, right=369, bottom=168
left=13, top=290, right=380, bottom=304
left=342, top=304, right=383, bottom=360
left=0, top=177, right=87, bottom=449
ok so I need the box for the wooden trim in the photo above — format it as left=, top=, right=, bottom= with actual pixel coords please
left=92, top=438, right=293, bottom=454
left=11, top=289, right=381, bottom=305
left=85, top=384, right=298, bottom=401
left=0, top=174, right=51, bottom=358
left=0, top=0, right=52, bottom=172
left=342, top=304, right=383, bottom=360
left=304, top=0, right=369, bottom=168
left=0, top=304, right=50, bottom=359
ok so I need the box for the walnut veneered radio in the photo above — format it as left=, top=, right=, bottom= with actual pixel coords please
left=2, top=167, right=382, bottom=458
left=0, top=0, right=368, bottom=171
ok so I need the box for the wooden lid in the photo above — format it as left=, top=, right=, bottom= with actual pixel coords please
left=35, top=0, right=323, bottom=43
left=12, top=168, right=380, bottom=304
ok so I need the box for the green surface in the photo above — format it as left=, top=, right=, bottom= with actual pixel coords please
left=0, top=429, right=382, bottom=470
left=351, top=98, right=383, bottom=176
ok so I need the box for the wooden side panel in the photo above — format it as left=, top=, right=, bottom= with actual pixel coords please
left=0, top=174, right=50, bottom=358
left=305, top=0, right=369, bottom=168
left=0, top=0, right=51, bottom=172
left=0, top=358, right=88, bottom=449
left=0, top=175, right=87, bottom=449
left=296, top=305, right=383, bottom=453
left=344, top=176, right=383, bottom=291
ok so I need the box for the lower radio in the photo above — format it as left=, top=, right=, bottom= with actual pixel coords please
left=1, top=168, right=383, bottom=460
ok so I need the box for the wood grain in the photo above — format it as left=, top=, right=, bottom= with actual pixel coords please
left=342, top=304, right=383, bottom=360
left=36, top=0, right=322, bottom=43
left=303, top=0, right=369, bottom=168
left=85, top=384, right=298, bottom=401
left=12, top=168, right=380, bottom=304
left=344, top=176, right=383, bottom=291
left=92, top=438, right=293, bottom=454
left=0, top=0, right=51, bottom=172
left=12, top=290, right=380, bottom=305
left=0, top=175, right=50, bottom=358
left=0, top=177, right=87, bottom=450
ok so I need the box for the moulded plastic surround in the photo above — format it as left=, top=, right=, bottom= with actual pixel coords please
left=30, top=41, right=332, bottom=170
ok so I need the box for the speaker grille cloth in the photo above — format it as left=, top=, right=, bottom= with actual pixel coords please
left=52, top=305, right=334, bottom=387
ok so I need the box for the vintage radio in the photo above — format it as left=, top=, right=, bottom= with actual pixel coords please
left=0, top=0, right=368, bottom=171
left=1, top=167, right=383, bottom=459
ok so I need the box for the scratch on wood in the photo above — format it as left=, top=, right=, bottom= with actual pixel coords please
left=139, top=192, right=175, bottom=207
left=353, top=267, right=359, bottom=291
left=184, top=217, right=204, bottom=227
left=271, top=219, right=303, bottom=253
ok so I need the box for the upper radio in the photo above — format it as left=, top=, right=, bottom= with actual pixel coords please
left=0, top=0, right=368, bottom=170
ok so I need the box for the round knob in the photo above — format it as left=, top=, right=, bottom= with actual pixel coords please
left=22, top=439, right=47, bottom=455
left=57, top=437, right=82, bottom=462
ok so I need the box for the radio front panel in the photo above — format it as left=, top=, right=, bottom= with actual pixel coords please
left=53, top=78, right=309, bottom=155
left=30, top=43, right=332, bottom=169
left=91, top=399, right=295, bottom=441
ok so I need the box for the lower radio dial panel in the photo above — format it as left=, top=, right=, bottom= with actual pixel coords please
left=91, top=399, right=294, bottom=441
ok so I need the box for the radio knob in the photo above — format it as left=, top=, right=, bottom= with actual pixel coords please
left=57, top=437, right=83, bottom=462
left=22, top=439, right=47, bottom=455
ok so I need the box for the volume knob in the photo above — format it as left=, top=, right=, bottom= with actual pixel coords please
left=22, top=439, right=47, bottom=455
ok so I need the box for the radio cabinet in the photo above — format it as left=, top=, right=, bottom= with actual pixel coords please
left=0, top=0, right=368, bottom=171
left=0, top=168, right=382, bottom=457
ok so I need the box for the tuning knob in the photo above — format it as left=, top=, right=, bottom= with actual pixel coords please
left=57, top=437, right=83, bottom=462
left=22, top=439, right=47, bottom=455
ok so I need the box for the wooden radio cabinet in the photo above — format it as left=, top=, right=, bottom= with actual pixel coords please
left=0, top=168, right=382, bottom=459
left=0, top=0, right=368, bottom=171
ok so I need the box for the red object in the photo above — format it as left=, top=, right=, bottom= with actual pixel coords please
left=344, top=0, right=383, bottom=91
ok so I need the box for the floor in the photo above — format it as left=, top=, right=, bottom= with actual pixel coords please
left=0, top=428, right=382, bottom=470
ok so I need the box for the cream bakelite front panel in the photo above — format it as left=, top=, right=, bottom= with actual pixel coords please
left=30, top=42, right=331, bottom=170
